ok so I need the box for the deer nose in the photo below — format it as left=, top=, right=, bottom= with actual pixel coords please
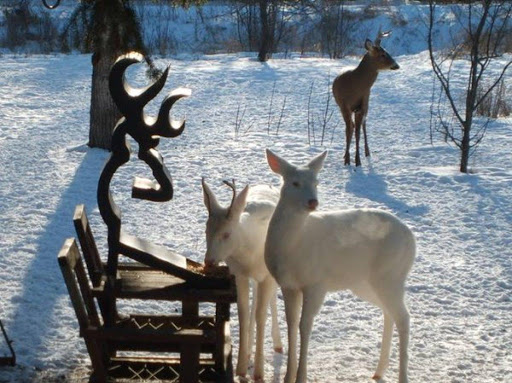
left=204, top=258, right=215, bottom=268
left=307, top=199, right=318, bottom=211
left=391, top=62, right=400, bottom=70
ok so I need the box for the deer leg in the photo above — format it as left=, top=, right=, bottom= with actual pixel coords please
left=354, top=112, right=363, bottom=167
left=363, top=116, right=370, bottom=157
left=342, top=108, right=354, bottom=165
left=376, top=287, right=410, bottom=383
left=296, top=285, right=326, bottom=383
left=248, top=280, right=257, bottom=361
left=235, top=275, right=251, bottom=378
left=373, top=312, right=394, bottom=380
left=282, top=288, right=302, bottom=383
left=395, top=302, right=410, bottom=383
left=270, top=291, right=283, bottom=353
left=253, top=276, right=275, bottom=382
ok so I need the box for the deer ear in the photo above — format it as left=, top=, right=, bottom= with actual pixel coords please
left=307, top=151, right=327, bottom=173
left=266, top=149, right=291, bottom=175
left=228, top=185, right=249, bottom=219
left=365, top=39, right=374, bottom=52
left=202, top=178, right=220, bottom=213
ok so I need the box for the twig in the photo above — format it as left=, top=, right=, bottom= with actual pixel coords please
left=330, top=120, right=340, bottom=145
left=320, top=73, right=334, bottom=146
left=268, top=81, right=276, bottom=135
left=234, top=103, right=247, bottom=140
left=307, top=81, right=314, bottom=146
left=276, top=96, right=287, bottom=136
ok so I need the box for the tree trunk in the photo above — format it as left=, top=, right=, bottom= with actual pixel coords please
left=88, top=0, right=148, bottom=151
left=89, top=52, right=120, bottom=149
left=257, top=0, right=276, bottom=62
left=460, top=122, right=471, bottom=173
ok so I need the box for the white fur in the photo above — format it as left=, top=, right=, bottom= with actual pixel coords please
left=264, top=150, right=415, bottom=383
left=202, top=181, right=283, bottom=381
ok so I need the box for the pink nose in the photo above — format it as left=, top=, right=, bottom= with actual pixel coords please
left=307, top=199, right=318, bottom=210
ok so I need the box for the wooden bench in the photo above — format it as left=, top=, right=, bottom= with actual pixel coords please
left=66, top=205, right=237, bottom=382
left=59, top=238, right=234, bottom=382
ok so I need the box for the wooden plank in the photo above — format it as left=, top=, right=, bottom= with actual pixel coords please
left=58, top=239, right=94, bottom=329
left=181, top=343, right=200, bottom=383
left=125, top=314, right=216, bottom=329
left=86, top=327, right=216, bottom=345
left=118, top=233, right=235, bottom=289
left=182, top=300, right=198, bottom=320
left=73, top=204, right=104, bottom=287
left=120, top=232, right=186, bottom=267
left=107, top=356, right=228, bottom=381
left=113, top=268, right=236, bottom=303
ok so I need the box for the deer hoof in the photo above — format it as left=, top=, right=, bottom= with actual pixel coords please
left=253, top=375, right=265, bottom=383
left=274, top=346, right=284, bottom=353
left=236, top=373, right=249, bottom=382
left=372, top=374, right=382, bottom=381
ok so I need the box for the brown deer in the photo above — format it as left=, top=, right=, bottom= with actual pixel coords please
left=333, top=29, right=399, bottom=166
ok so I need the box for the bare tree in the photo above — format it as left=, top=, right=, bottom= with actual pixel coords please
left=428, top=0, right=512, bottom=173
left=257, top=0, right=278, bottom=61
left=231, top=0, right=290, bottom=62
left=317, top=0, right=356, bottom=59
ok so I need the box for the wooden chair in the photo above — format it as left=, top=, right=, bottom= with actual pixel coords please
left=62, top=55, right=236, bottom=382
left=69, top=205, right=236, bottom=382
left=59, top=238, right=234, bottom=382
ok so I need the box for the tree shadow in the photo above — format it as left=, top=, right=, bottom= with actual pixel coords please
left=7, top=148, right=106, bottom=369
left=456, top=171, right=512, bottom=272
left=345, top=165, right=428, bottom=217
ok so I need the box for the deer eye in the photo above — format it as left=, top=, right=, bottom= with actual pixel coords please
left=222, top=232, right=230, bottom=240
left=292, top=181, right=300, bottom=188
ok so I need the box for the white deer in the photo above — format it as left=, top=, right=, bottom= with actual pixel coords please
left=201, top=178, right=283, bottom=381
left=332, top=29, right=399, bottom=166
left=264, top=150, right=415, bottom=383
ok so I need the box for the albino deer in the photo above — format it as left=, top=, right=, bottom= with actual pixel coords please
left=264, top=149, right=415, bottom=383
left=333, top=29, right=399, bottom=166
left=202, top=178, right=283, bottom=381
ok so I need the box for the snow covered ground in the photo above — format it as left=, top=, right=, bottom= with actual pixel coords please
left=0, top=50, right=511, bottom=382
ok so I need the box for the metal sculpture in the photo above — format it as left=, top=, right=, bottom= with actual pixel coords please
left=97, top=52, right=190, bottom=322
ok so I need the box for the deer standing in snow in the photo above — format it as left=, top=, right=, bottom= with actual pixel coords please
left=333, top=29, right=399, bottom=166
left=264, top=149, right=415, bottom=383
left=202, top=179, right=283, bottom=381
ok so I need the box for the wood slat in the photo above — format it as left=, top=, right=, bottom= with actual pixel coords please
left=107, top=356, right=227, bottom=382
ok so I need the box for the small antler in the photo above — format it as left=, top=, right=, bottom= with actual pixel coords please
left=223, top=179, right=237, bottom=217
left=374, top=27, right=392, bottom=47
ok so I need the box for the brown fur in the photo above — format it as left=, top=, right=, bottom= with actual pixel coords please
left=333, top=34, right=399, bottom=166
